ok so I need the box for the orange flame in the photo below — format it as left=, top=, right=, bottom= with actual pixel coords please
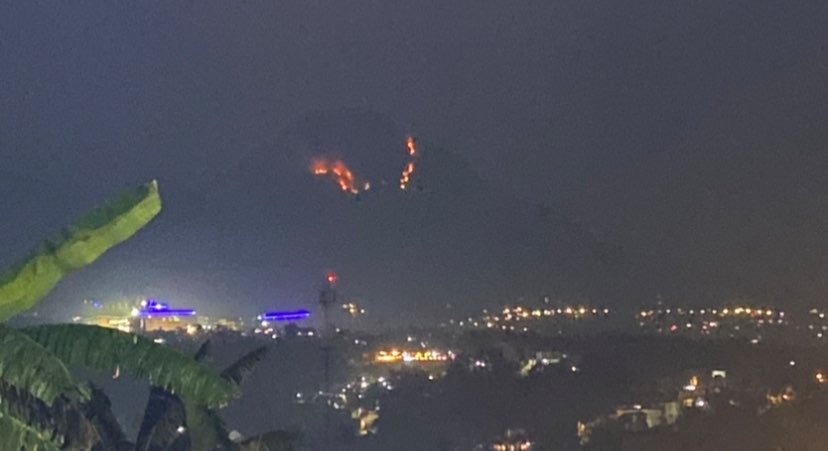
left=400, top=136, right=418, bottom=190
left=311, top=159, right=329, bottom=175
left=311, top=158, right=362, bottom=195
left=406, top=136, right=417, bottom=157
left=400, top=162, right=415, bottom=190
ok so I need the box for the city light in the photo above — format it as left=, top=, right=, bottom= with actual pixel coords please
left=374, top=349, right=451, bottom=363
left=456, top=304, right=611, bottom=331
left=342, top=302, right=365, bottom=317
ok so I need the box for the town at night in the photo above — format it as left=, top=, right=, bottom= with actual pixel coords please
left=3, top=1, right=828, bottom=450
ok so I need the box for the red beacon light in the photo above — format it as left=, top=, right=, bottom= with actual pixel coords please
left=326, top=272, right=338, bottom=285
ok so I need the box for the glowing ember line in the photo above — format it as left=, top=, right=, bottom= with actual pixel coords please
left=399, top=136, right=418, bottom=190
left=399, top=162, right=415, bottom=190
left=406, top=136, right=417, bottom=156
left=310, top=158, right=365, bottom=195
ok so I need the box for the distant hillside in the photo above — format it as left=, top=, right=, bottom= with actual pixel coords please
left=168, top=107, right=627, bottom=321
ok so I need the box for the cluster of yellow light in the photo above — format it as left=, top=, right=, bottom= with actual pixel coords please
left=817, top=370, right=826, bottom=384
left=374, top=349, right=449, bottom=363
left=352, top=407, right=379, bottom=436
left=766, top=386, right=796, bottom=406
left=639, top=306, right=781, bottom=319
left=310, top=158, right=369, bottom=195
left=399, top=136, right=418, bottom=190
left=727, top=306, right=776, bottom=317
left=498, top=305, right=609, bottom=322
left=493, top=442, right=532, bottom=451
left=89, top=316, right=133, bottom=333
left=576, top=421, right=587, bottom=438
left=342, top=302, right=365, bottom=317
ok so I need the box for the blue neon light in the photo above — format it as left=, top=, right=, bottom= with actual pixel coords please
left=146, top=299, right=170, bottom=310
left=261, top=309, right=311, bottom=322
left=138, top=309, right=196, bottom=318
left=138, top=299, right=196, bottom=318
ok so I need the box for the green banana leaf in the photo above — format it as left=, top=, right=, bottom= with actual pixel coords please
left=0, top=181, right=162, bottom=322
left=184, top=401, right=235, bottom=451
left=0, top=379, right=100, bottom=450
left=78, top=384, right=133, bottom=451
left=0, top=325, right=84, bottom=405
left=220, top=346, right=267, bottom=386
left=134, top=386, right=189, bottom=451
left=189, top=346, right=268, bottom=451
left=136, top=344, right=269, bottom=451
left=22, top=324, right=240, bottom=409
left=0, top=411, right=62, bottom=451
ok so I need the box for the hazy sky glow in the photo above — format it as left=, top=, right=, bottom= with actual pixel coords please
left=2, top=1, right=828, bottom=325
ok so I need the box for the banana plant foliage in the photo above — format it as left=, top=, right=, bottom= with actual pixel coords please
left=135, top=343, right=298, bottom=451
left=0, top=181, right=161, bottom=322
left=22, top=324, right=239, bottom=408
left=0, top=181, right=238, bottom=450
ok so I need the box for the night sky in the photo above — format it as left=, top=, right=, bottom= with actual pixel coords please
left=2, top=1, right=828, bottom=325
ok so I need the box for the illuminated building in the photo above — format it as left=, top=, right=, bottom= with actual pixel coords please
left=255, top=310, right=312, bottom=337
left=135, top=299, right=197, bottom=332
left=82, top=315, right=134, bottom=333
left=486, top=429, right=534, bottom=451
left=81, top=298, right=198, bottom=333
left=373, top=349, right=451, bottom=364
left=363, top=348, right=454, bottom=381
left=196, top=316, right=245, bottom=332
left=259, top=309, right=311, bottom=322
left=78, top=299, right=138, bottom=332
